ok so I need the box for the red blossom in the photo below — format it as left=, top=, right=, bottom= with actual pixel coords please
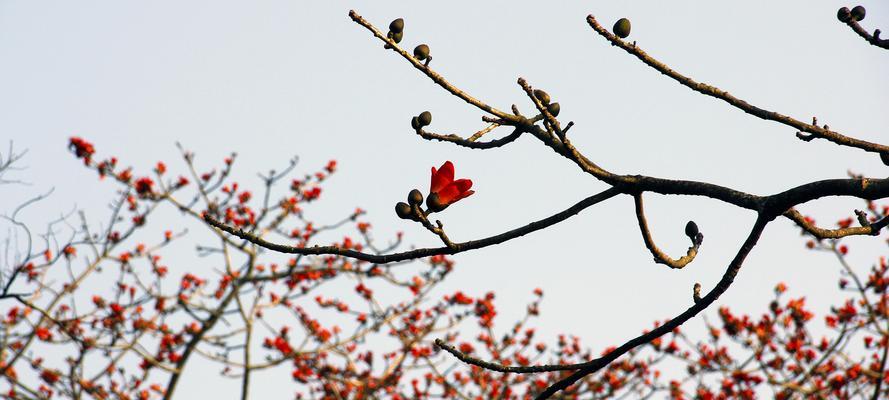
left=774, top=282, right=787, bottom=294
left=40, top=369, right=61, bottom=385
left=63, top=245, right=76, bottom=258
left=68, top=137, right=96, bottom=163
left=428, top=161, right=474, bottom=210
left=134, top=177, right=154, bottom=196
left=35, top=327, right=52, bottom=341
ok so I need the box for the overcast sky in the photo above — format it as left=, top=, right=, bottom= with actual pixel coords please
left=1, top=1, right=887, bottom=397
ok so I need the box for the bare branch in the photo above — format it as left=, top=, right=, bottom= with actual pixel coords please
left=417, top=127, right=523, bottom=150
left=204, top=187, right=621, bottom=264
left=784, top=208, right=889, bottom=239
left=349, top=10, right=513, bottom=120
left=839, top=9, right=889, bottom=50
left=535, top=216, right=769, bottom=399
left=585, top=15, right=889, bottom=155
left=633, top=193, right=701, bottom=269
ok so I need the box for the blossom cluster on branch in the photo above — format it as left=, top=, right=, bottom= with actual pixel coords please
left=2, top=3, right=889, bottom=399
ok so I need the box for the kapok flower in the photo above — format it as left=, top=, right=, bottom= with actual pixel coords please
left=69, top=137, right=96, bottom=164
left=427, top=161, right=474, bottom=211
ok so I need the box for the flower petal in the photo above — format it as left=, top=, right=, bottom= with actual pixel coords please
left=452, top=178, right=472, bottom=193
left=430, top=161, right=455, bottom=194
left=455, top=190, right=475, bottom=201
left=436, top=184, right=461, bottom=205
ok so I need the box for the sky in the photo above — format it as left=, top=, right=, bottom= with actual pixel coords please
left=1, top=0, right=887, bottom=398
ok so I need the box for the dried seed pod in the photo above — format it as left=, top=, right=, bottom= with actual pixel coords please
left=880, top=152, right=889, bottom=166
left=613, top=18, right=631, bottom=39
left=414, top=44, right=430, bottom=60
left=411, top=116, right=421, bottom=129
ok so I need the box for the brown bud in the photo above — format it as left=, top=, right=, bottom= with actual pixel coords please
left=685, top=221, right=699, bottom=241
left=390, top=30, right=403, bottom=44
left=837, top=7, right=852, bottom=23
left=533, top=89, right=550, bottom=105
left=408, top=189, right=424, bottom=206
left=613, top=18, right=631, bottom=39
left=389, top=18, right=404, bottom=34
left=851, top=5, right=866, bottom=21
left=395, top=202, right=412, bottom=219
left=417, top=111, right=432, bottom=127
left=546, top=102, right=560, bottom=117
left=414, top=44, right=430, bottom=60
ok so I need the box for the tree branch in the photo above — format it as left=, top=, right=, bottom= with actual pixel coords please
left=841, top=18, right=889, bottom=50
left=535, top=216, right=769, bottom=399
left=204, top=187, right=621, bottom=264
left=585, top=14, right=889, bottom=155
left=348, top=10, right=514, bottom=121
left=633, top=193, right=700, bottom=269
left=784, top=208, right=889, bottom=239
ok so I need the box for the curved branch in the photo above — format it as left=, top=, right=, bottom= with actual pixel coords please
left=535, top=216, right=769, bottom=399
left=784, top=208, right=888, bottom=239
left=633, top=193, right=700, bottom=269
left=843, top=19, right=889, bottom=50
left=434, top=338, right=580, bottom=373
left=417, top=127, right=523, bottom=150
left=204, top=187, right=621, bottom=264
left=763, top=177, right=889, bottom=213
left=585, top=15, right=889, bottom=155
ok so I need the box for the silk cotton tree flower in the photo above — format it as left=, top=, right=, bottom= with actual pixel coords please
left=427, top=161, right=474, bottom=212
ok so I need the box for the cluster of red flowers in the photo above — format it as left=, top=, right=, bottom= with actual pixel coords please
left=2, top=138, right=886, bottom=400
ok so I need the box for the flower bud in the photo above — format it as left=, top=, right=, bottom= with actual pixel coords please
left=408, top=189, right=424, bottom=206
left=547, top=102, right=560, bottom=117
left=837, top=7, right=852, bottom=23
left=533, top=89, right=550, bottom=105
left=395, top=202, right=412, bottom=219
left=417, top=111, right=432, bottom=127
left=685, top=221, right=699, bottom=241
left=391, top=31, right=403, bottom=44
left=613, top=18, right=631, bottom=39
left=851, top=5, right=866, bottom=21
left=414, top=44, right=430, bottom=60
left=389, top=18, right=404, bottom=34
left=426, top=193, right=447, bottom=212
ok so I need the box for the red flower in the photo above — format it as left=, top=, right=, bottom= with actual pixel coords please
left=68, top=137, right=95, bottom=163
left=428, top=161, right=474, bottom=211
left=134, top=177, right=154, bottom=196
